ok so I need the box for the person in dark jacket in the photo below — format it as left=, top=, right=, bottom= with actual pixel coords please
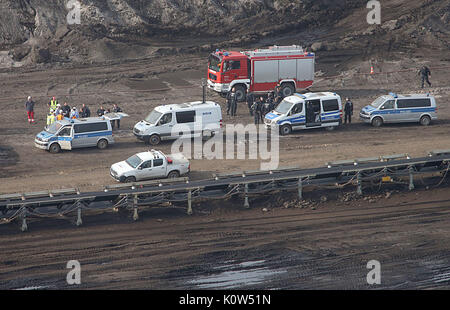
left=97, top=106, right=106, bottom=117
left=274, top=84, right=284, bottom=104
left=112, top=104, right=123, bottom=129
left=252, top=97, right=266, bottom=125
left=246, top=89, right=254, bottom=116
left=227, top=88, right=237, bottom=116
left=267, top=92, right=276, bottom=112
left=418, top=66, right=431, bottom=88
left=80, top=104, right=91, bottom=118
left=344, top=98, right=353, bottom=124
left=25, top=96, right=35, bottom=124
left=61, top=102, right=71, bottom=118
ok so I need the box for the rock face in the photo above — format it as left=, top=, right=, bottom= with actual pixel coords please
left=0, top=0, right=366, bottom=62
left=0, top=0, right=448, bottom=65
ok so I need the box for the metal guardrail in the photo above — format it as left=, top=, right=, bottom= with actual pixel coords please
left=1, top=151, right=449, bottom=231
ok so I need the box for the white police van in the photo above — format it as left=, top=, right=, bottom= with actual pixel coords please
left=34, top=117, right=114, bottom=153
left=360, top=93, right=437, bottom=127
left=265, top=92, right=343, bottom=135
left=133, top=101, right=222, bottom=145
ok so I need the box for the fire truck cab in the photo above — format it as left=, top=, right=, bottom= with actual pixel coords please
left=207, top=45, right=315, bottom=102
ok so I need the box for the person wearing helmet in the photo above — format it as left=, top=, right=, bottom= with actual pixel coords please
left=70, top=106, right=79, bottom=119
left=54, top=103, right=62, bottom=116
left=47, top=109, right=56, bottom=127
left=25, top=96, right=35, bottom=124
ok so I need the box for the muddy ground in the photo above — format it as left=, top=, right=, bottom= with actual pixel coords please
left=1, top=185, right=450, bottom=290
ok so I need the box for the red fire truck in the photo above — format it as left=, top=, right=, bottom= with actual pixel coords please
left=207, top=45, right=315, bottom=101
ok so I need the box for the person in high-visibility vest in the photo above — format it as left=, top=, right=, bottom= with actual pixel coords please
left=56, top=111, right=64, bottom=121
left=46, top=109, right=56, bottom=127
left=48, top=96, right=58, bottom=112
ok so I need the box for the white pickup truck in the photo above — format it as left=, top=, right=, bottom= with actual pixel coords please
left=110, top=150, right=190, bottom=183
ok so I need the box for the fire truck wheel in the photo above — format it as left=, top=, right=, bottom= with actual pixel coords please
left=234, top=85, right=246, bottom=102
left=281, top=83, right=295, bottom=97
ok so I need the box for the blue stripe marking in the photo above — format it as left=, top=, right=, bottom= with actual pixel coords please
left=371, top=107, right=435, bottom=115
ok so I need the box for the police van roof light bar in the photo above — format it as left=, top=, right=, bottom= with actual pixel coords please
left=389, top=92, right=398, bottom=98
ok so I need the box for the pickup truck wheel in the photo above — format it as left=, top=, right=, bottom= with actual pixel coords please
left=49, top=143, right=61, bottom=154
left=124, top=176, right=136, bottom=183
left=97, top=139, right=108, bottom=150
left=148, top=134, right=161, bottom=145
left=167, top=170, right=180, bottom=178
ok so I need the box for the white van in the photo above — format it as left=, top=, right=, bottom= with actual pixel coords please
left=265, top=92, right=343, bottom=135
left=133, top=101, right=222, bottom=145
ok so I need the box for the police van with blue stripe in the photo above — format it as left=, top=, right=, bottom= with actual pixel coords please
left=265, top=92, right=343, bottom=135
left=35, top=117, right=114, bottom=153
left=360, top=93, right=437, bottom=127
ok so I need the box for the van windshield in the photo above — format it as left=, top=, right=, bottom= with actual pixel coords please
left=46, top=122, right=63, bottom=134
left=145, top=110, right=162, bottom=124
left=126, top=155, right=143, bottom=169
left=370, top=96, right=388, bottom=108
left=275, top=99, right=294, bottom=114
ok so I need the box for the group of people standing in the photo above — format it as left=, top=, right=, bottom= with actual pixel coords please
left=45, top=97, right=94, bottom=127
left=24, top=96, right=123, bottom=129
left=226, top=84, right=285, bottom=124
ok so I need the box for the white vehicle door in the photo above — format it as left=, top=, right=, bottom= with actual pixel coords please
left=379, top=100, right=396, bottom=123
left=288, top=103, right=304, bottom=128
left=156, top=112, right=174, bottom=139
left=135, top=160, right=153, bottom=181
left=57, top=126, right=72, bottom=150
left=152, top=158, right=167, bottom=178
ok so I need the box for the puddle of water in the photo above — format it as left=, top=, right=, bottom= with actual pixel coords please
left=188, top=260, right=286, bottom=289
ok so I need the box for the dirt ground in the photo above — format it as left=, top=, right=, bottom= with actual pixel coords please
left=0, top=36, right=450, bottom=289
left=1, top=185, right=450, bottom=289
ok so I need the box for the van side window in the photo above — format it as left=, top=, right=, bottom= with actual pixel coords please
left=382, top=100, right=395, bottom=110
left=74, top=122, right=108, bottom=133
left=176, top=111, right=195, bottom=124
left=59, top=127, right=71, bottom=136
left=153, top=158, right=164, bottom=167
left=397, top=99, right=431, bottom=108
left=322, top=99, right=339, bottom=112
left=159, top=113, right=172, bottom=125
